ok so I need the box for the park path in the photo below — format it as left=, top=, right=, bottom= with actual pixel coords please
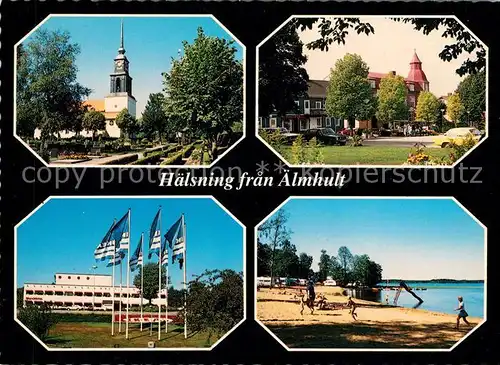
left=52, top=153, right=139, bottom=166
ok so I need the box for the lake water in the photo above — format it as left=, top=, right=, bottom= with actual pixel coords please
left=353, top=282, right=484, bottom=318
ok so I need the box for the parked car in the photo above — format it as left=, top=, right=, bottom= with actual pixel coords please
left=433, top=127, right=482, bottom=148
left=338, top=128, right=356, bottom=136
left=324, top=279, right=337, bottom=286
left=303, top=128, right=347, bottom=145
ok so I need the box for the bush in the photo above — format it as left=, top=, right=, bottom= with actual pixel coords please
left=259, top=129, right=286, bottom=154
left=18, top=304, right=58, bottom=341
left=130, top=151, right=164, bottom=165
left=290, top=134, right=307, bottom=164
left=448, top=133, right=478, bottom=163
left=306, top=137, right=324, bottom=164
left=405, top=143, right=449, bottom=166
left=183, top=269, right=243, bottom=337
left=348, top=135, right=363, bottom=147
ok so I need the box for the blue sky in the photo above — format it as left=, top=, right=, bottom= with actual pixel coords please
left=17, top=198, right=244, bottom=289
left=262, top=198, right=485, bottom=280
left=25, top=16, right=244, bottom=116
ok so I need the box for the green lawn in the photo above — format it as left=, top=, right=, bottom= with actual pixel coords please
left=280, top=146, right=451, bottom=165
left=45, top=322, right=220, bottom=348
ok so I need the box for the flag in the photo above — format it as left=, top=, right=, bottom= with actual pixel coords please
left=148, top=209, right=161, bottom=258
left=165, top=216, right=184, bottom=268
left=112, top=211, right=130, bottom=251
left=130, top=236, right=143, bottom=272
left=107, top=250, right=125, bottom=267
left=160, top=233, right=169, bottom=266
left=94, top=221, right=117, bottom=261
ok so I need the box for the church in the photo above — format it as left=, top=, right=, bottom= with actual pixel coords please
left=34, top=20, right=137, bottom=139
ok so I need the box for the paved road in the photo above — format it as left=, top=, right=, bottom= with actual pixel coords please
left=363, top=136, right=439, bottom=148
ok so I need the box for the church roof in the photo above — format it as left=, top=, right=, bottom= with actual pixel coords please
left=84, top=100, right=105, bottom=112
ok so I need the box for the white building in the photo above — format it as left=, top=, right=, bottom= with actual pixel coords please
left=23, top=272, right=146, bottom=310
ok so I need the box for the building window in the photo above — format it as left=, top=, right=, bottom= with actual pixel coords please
left=58, top=276, right=62, bottom=279
left=270, top=118, right=277, bottom=128
left=424, top=83, right=429, bottom=91
left=408, top=84, right=414, bottom=92
left=300, top=120, right=308, bottom=131
left=87, top=277, right=90, bottom=280
left=68, top=276, right=71, bottom=279
left=77, top=276, right=80, bottom=280
left=315, top=101, right=322, bottom=109
left=326, top=117, right=331, bottom=127
left=304, top=100, right=310, bottom=109
left=294, top=100, right=299, bottom=106
left=317, top=118, right=322, bottom=128
left=258, top=117, right=262, bottom=128
left=370, top=80, right=376, bottom=88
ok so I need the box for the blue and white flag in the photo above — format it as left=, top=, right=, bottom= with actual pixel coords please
left=130, top=236, right=143, bottom=272
left=107, top=250, right=125, bottom=267
left=112, top=211, right=130, bottom=252
left=165, top=216, right=184, bottom=266
left=148, top=209, right=161, bottom=258
left=94, top=221, right=117, bottom=262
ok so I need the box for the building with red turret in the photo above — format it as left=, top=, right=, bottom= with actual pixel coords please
left=367, top=50, right=429, bottom=122
left=259, top=51, right=431, bottom=131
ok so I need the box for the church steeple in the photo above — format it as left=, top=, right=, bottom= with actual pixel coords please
left=118, top=19, right=125, bottom=55
left=110, top=19, right=133, bottom=96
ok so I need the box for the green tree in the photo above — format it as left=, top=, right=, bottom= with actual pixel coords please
left=15, top=29, right=91, bottom=139
left=295, top=17, right=485, bottom=76
left=115, top=108, right=139, bottom=140
left=258, top=21, right=309, bottom=118
left=258, top=209, right=292, bottom=287
left=274, top=240, right=300, bottom=278
left=446, top=92, right=463, bottom=126
left=133, top=263, right=168, bottom=302
left=376, top=73, right=409, bottom=125
left=82, top=110, right=106, bottom=140
left=318, top=249, right=331, bottom=282
left=257, top=240, right=272, bottom=277
left=326, top=53, right=377, bottom=129
left=17, top=287, right=24, bottom=309
left=416, top=91, right=441, bottom=123
left=333, top=246, right=354, bottom=286
left=298, top=253, right=313, bottom=279
left=18, top=304, right=58, bottom=341
left=163, top=27, right=243, bottom=162
left=141, top=92, right=169, bottom=143
left=183, top=269, right=243, bottom=342
left=456, top=70, right=486, bottom=127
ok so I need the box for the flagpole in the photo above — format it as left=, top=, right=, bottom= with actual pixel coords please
left=119, top=259, right=123, bottom=333
left=183, top=213, right=187, bottom=339
left=140, top=232, right=144, bottom=332
left=158, top=206, right=162, bottom=341
left=111, top=220, right=116, bottom=336
left=126, top=208, right=131, bottom=340
left=165, top=254, right=168, bottom=334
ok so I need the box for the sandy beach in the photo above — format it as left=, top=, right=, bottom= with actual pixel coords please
left=257, top=287, right=482, bottom=349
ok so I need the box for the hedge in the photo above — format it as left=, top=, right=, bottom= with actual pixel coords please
left=129, top=151, right=164, bottom=165
left=101, top=153, right=139, bottom=165
left=160, top=143, right=195, bottom=165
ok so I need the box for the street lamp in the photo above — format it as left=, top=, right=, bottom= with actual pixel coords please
left=91, top=265, right=98, bottom=310
left=440, top=108, right=445, bottom=131
left=466, top=110, right=471, bottom=127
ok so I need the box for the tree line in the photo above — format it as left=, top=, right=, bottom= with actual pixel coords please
left=16, top=27, right=243, bottom=161
left=257, top=209, right=382, bottom=288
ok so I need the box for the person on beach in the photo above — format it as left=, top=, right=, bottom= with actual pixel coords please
left=346, top=296, right=358, bottom=320
left=455, top=296, right=471, bottom=329
left=300, top=278, right=316, bottom=315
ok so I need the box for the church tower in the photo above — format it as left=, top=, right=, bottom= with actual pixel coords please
left=104, top=19, right=137, bottom=137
